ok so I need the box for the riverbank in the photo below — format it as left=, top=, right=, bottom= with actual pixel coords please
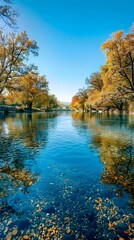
left=0, top=105, right=72, bottom=114
left=0, top=105, right=134, bottom=115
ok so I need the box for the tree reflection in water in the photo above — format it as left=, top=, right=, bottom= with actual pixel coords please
left=0, top=112, right=58, bottom=201
left=71, top=112, right=134, bottom=207
left=99, top=134, right=134, bottom=207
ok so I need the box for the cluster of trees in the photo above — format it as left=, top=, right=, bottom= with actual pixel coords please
left=71, top=27, right=134, bottom=113
left=0, top=0, right=59, bottom=111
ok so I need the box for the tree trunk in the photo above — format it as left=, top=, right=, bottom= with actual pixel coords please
left=82, top=104, right=85, bottom=112
left=27, top=101, right=33, bottom=110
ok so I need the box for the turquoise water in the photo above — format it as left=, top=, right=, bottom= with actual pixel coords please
left=0, top=112, right=134, bottom=239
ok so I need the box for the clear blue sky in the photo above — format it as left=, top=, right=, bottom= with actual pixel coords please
left=15, top=0, right=134, bottom=102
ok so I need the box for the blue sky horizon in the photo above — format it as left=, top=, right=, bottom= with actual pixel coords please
left=15, top=0, right=134, bottom=102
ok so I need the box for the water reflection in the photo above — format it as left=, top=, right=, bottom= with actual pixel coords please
left=0, top=112, right=134, bottom=239
left=71, top=112, right=134, bottom=207
left=0, top=112, right=58, bottom=199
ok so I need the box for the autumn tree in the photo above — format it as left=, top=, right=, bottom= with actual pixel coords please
left=71, top=25, right=134, bottom=113
left=76, top=88, right=89, bottom=111
left=33, top=93, right=58, bottom=110
left=45, top=94, right=58, bottom=110
left=6, top=72, right=48, bottom=110
left=101, top=27, right=134, bottom=99
left=0, top=30, right=38, bottom=95
left=70, top=95, right=80, bottom=110
left=86, top=72, right=103, bottom=91
left=108, top=90, right=128, bottom=112
left=85, top=72, right=104, bottom=111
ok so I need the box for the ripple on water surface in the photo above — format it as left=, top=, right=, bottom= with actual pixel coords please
left=0, top=112, right=134, bottom=239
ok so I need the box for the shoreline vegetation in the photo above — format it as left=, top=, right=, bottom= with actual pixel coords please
left=70, top=28, right=134, bottom=115
left=0, top=105, right=134, bottom=115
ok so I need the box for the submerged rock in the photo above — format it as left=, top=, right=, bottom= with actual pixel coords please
left=115, top=228, right=129, bottom=240
left=85, top=228, right=96, bottom=239
left=17, top=219, right=30, bottom=230
left=6, top=233, right=12, bottom=240
left=62, top=234, right=76, bottom=240
left=0, top=205, right=15, bottom=214
left=42, top=206, right=55, bottom=213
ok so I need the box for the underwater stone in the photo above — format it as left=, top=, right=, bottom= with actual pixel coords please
left=17, top=219, right=30, bottom=230
left=42, top=206, right=55, bottom=213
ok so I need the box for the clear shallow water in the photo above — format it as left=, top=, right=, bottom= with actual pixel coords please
left=0, top=112, right=134, bottom=240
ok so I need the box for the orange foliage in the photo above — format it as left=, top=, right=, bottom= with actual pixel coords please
left=70, top=95, right=79, bottom=108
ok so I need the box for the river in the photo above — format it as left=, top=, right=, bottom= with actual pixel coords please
left=0, top=112, right=134, bottom=239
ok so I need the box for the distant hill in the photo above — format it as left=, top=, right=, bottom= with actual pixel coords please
left=60, top=102, right=70, bottom=106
